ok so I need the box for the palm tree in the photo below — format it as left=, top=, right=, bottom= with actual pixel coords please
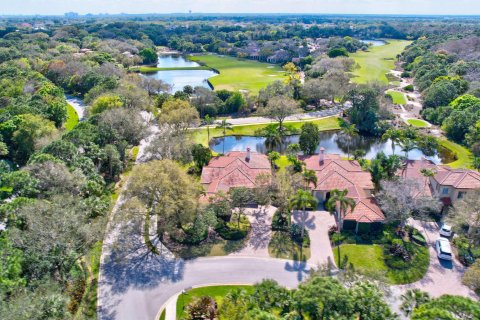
left=325, top=189, right=356, bottom=232
left=382, top=128, right=403, bottom=155
left=216, top=119, right=233, bottom=154
left=401, top=138, right=417, bottom=161
left=267, top=151, right=280, bottom=173
left=290, top=189, right=318, bottom=239
left=400, top=289, right=431, bottom=317
left=302, top=169, right=317, bottom=190
left=420, top=167, right=436, bottom=188
left=260, top=124, right=283, bottom=152
left=340, top=123, right=359, bottom=160
left=204, top=114, right=215, bottom=145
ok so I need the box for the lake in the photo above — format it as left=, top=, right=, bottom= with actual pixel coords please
left=360, top=39, right=386, bottom=47
left=145, top=54, right=217, bottom=93
left=209, top=132, right=454, bottom=164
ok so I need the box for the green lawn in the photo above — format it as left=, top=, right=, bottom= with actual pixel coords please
left=190, top=116, right=342, bottom=146
left=439, top=139, right=473, bottom=169
left=406, top=119, right=429, bottom=128
left=65, top=103, right=79, bottom=131
left=188, top=55, right=287, bottom=93
left=387, top=90, right=407, bottom=105
left=335, top=243, right=429, bottom=284
left=176, top=285, right=254, bottom=319
left=350, top=40, right=412, bottom=84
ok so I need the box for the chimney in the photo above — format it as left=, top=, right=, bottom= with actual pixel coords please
left=319, top=147, right=325, bottom=165
left=246, top=147, right=251, bottom=162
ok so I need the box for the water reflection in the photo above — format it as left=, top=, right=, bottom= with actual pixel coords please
left=209, top=132, right=454, bottom=164
left=144, top=54, right=217, bottom=93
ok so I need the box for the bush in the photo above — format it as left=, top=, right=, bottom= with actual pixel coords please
left=272, top=207, right=289, bottom=231
left=401, top=71, right=411, bottom=78
left=215, top=215, right=250, bottom=240
left=403, top=84, right=414, bottom=92
left=290, top=224, right=310, bottom=246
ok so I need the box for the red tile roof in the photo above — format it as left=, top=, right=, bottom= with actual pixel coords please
left=302, top=153, right=383, bottom=223
left=200, top=151, right=271, bottom=196
left=433, top=166, right=480, bottom=189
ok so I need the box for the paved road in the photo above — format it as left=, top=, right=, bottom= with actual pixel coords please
left=209, top=106, right=350, bottom=127
left=395, top=219, right=477, bottom=299
left=99, top=254, right=312, bottom=320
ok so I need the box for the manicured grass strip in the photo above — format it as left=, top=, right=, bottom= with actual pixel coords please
left=387, top=90, right=407, bottom=105
left=176, top=285, right=254, bottom=319
left=439, top=139, right=473, bottom=169
left=406, top=119, right=429, bottom=128
left=132, top=66, right=212, bottom=73
left=189, top=55, right=287, bottom=93
left=65, top=103, right=79, bottom=131
left=190, top=116, right=342, bottom=146
left=350, top=40, right=412, bottom=84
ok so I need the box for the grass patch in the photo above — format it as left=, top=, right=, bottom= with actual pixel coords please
left=350, top=40, right=412, bottom=84
left=406, top=119, right=429, bottom=128
left=334, top=237, right=429, bottom=284
left=275, top=155, right=291, bottom=171
left=173, top=238, right=247, bottom=259
left=387, top=90, right=407, bottom=105
left=176, top=285, right=254, bottom=319
left=439, top=139, right=473, bottom=169
left=132, top=66, right=211, bottom=73
left=189, top=55, right=287, bottom=93
left=191, top=116, right=342, bottom=146
left=65, top=103, right=79, bottom=131
left=159, top=309, right=166, bottom=320
left=268, top=231, right=311, bottom=261
left=335, top=244, right=387, bottom=273
left=75, top=241, right=102, bottom=318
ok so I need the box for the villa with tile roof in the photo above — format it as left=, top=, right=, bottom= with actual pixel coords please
left=300, top=148, right=385, bottom=232
left=399, top=158, right=480, bottom=206
left=200, top=149, right=271, bottom=199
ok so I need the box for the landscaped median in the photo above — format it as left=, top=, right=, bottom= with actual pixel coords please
left=330, top=224, right=430, bottom=284
left=190, top=116, right=342, bottom=147
left=175, top=285, right=254, bottom=320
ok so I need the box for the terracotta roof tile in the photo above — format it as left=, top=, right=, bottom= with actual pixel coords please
left=201, top=152, right=270, bottom=196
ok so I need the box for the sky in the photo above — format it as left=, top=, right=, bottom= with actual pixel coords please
left=2, top=0, right=479, bottom=16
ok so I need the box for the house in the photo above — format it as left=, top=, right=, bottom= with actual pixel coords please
left=301, top=148, right=385, bottom=232
left=200, top=149, right=271, bottom=200
left=399, top=158, right=480, bottom=205
left=430, top=167, right=480, bottom=205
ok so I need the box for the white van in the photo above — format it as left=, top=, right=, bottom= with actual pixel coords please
left=435, top=238, right=453, bottom=261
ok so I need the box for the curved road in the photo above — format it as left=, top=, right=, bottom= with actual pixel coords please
left=98, top=255, right=312, bottom=320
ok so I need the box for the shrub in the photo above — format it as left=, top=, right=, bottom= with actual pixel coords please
left=215, top=215, right=250, bottom=240
left=404, top=84, right=414, bottom=92
left=290, top=224, right=310, bottom=246
left=272, top=207, right=289, bottom=231
left=401, top=71, right=411, bottom=78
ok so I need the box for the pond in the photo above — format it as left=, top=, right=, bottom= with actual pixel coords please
left=209, top=131, right=455, bottom=164
left=360, top=39, right=386, bottom=47
left=144, top=54, right=217, bottom=93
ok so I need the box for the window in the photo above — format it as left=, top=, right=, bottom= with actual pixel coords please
left=458, top=191, right=466, bottom=199
left=442, top=188, right=449, bottom=195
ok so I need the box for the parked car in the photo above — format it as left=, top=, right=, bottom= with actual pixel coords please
left=435, top=238, right=453, bottom=261
left=439, top=224, right=452, bottom=237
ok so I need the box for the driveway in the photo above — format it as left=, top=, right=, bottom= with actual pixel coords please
left=292, top=210, right=337, bottom=267
left=395, top=219, right=477, bottom=299
left=229, top=206, right=274, bottom=257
